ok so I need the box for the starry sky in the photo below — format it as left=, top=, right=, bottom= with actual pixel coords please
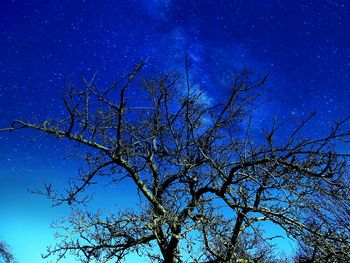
left=0, top=0, right=349, bottom=262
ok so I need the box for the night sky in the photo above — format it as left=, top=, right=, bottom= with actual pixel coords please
left=0, top=0, right=349, bottom=262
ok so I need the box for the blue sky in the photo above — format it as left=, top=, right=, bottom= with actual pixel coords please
left=0, top=0, right=349, bottom=262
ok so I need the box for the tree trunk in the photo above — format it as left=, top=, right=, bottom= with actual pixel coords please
left=225, top=211, right=246, bottom=261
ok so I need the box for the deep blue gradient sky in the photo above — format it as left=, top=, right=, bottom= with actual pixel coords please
left=0, top=1, right=349, bottom=262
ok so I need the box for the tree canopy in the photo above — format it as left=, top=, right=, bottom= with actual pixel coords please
left=2, top=61, right=350, bottom=262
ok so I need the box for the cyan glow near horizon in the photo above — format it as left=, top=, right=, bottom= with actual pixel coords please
left=1, top=1, right=349, bottom=262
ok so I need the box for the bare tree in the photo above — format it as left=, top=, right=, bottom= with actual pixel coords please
left=0, top=241, right=15, bottom=263
left=2, top=61, right=350, bottom=262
